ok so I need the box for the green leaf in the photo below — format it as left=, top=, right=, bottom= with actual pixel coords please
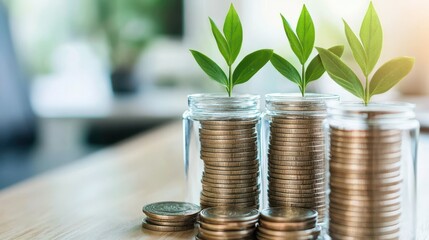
left=209, top=18, right=230, bottom=65
left=360, top=2, right=383, bottom=74
left=281, top=14, right=304, bottom=64
left=369, top=57, right=414, bottom=97
left=316, top=47, right=364, bottom=99
left=305, top=45, right=344, bottom=84
left=190, top=50, right=228, bottom=86
left=233, top=49, right=273, bottom=85
left=223, top=4, right=242, bottom=65
left=343, top=20, right=368, bottom=76
left=296, top=5, right=315, bottom=63
left=271, top=53, right=301, bottom=85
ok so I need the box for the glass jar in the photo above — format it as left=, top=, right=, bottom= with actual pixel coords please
left=326, top=102, right=419, bottom=240
left=183, top=93, right=261, bottom=209
left=261, top=93, right=339, bottom=226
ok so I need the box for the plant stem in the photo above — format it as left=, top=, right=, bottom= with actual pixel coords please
left=364, top=75, right=369, bottom=106
left=228, top=65, right=232, bottom=97
left=300, top=64, right=305, bottom=97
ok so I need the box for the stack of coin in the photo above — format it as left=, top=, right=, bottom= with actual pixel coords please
left=142, top=201, right=200, bottom=232
left=267, top=101, right=327, bottom=221
left=196, top=206, right=259, bottom=240
left=199, top=119, right=260, bottom=209
left=328, top=127, right=402, bottom=239
left=257, top=207, right=320, bottom=240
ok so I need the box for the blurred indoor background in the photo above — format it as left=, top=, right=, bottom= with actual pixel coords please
left=0, top=0, right=428, bottom=188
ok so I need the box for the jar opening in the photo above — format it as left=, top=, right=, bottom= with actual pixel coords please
left=328, top=102, right=415, bottom=121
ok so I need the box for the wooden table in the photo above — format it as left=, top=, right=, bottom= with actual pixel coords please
left=0, top=122, right=427, bottom=239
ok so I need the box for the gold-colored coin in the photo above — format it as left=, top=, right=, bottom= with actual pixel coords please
left=268, top=177, right=324, bottom=185
left=145, top=217, right=195, bottom=227
left=203, top=172, right=259, bottom=180
left=268, top=194, right=325, bottom=203
left=202, top=190, right=260, bottom=199
left=268, top=190, right=325, bottom=199
left=329, top=207, right=401, bottom=219
left=269, top=144, right=324, bottom=152
left=198, top=219, right=257, bottom=231
left=272, top=117, right=325, bottom=124
left=329, top=175, right=402, bottom=186
left=204, top=168, right=259, bottom=176
left=270, top=127, right=324, bottom=134
left=199, top=128, right=256, bottom=136
left=201, top=141, right=257, bottom=149
left=329, top=135, right=402, bottom=144
left=268, top=172, right=324, bottom=180
left=330, top=140, right=402, bottom=149
left=204, top=164, right=259, bottom=172
left=270, top=122, right=323, bottom=129
left=269, top=140, right=324, bottom=147
left=269, top=154, right=324, bottom=162
left=329, top=156, right=401, bottom=165
left=142, top=201, right=200, bottom=221
left=202, top=184, right=259, bottom=193
left=329, top=222, right=400, bottom=236
left=269, top=149, right=324, bottom=157
left=202, top=182, right=258, bottom=190
left=198, top=228, right=255, bottom=240
left=329, top=146, right=401, bottom=155
left=330, top=214, right=400, bottom=227
left=199, top=206, right=260, bottom=224
left=330, top=161, right=401, bottom=173
left=200, top=119, right=258, bottom=126
left=200, top=137, right=257, bottom=144
left=268, top=162, right=324, bottom=170
left=329, top=200, right=401, bottom=213
left=257, top=225, right=321, bottom=239
left=268, top=186, right=325, bottom=195
left=329, top=187, right=400, bottom=197
left=328, top=231, right=400, bottom=240
left=200, top=146, right=256, bottom=153
left=201, top=156, right=257, bottom=162
left=201, top=151, right=257, bottom=158
left=200, top=133, right=257, bottom=140
left=258, top=219, right=316, bottom=231
left=202, top=179, right=257, bottom=187
left=330, top=128, right=401, bottom=137
left=271, top=132, right=324, bottom=138
left=142, top=219, right=194, bottom=232
left=200, top=195, right=258, bottom=204
left=268, top=167, right=324, bottom=175
left=270, top=136, right=324, bottom=143
left=204, top=160, right=258, bottom=168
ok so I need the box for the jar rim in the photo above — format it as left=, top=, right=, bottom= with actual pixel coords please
left=265, top=93, right=339, bottom=102
left=328, top=101, right=415, bottom=112
left=188, top=93, right=260, bottom=101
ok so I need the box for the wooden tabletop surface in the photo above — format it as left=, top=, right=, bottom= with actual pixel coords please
left=0, top=122, right=427, bottom=239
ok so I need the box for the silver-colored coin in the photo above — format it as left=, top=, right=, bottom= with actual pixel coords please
left=142, top=201, right=200, bottom=220
left=199, top=206, right=260, bottom=223
left=201, top=151, right=257, bottom=158
left=268, top=172, right=324, bottom=180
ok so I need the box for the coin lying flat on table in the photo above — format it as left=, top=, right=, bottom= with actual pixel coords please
left=256, top=207, right=320, bottom=240
left=197, top=206, right=259, bottom=240
left=141, top=201, right=200, bottom=232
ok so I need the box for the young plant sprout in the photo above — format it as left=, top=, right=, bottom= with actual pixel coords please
left=317, top=2, right=414, bottom=105
left=190, top=4, right=273, bottom=97
left=271, top=5, right=344, bottom=97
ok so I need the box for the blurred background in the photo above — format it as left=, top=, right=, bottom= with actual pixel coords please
left=0, top=0, right=428, bottom=189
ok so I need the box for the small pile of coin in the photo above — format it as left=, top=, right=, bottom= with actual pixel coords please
left=199, top=119, right=260, bottom=209
left=142, top=201, right=200, bottom=232
left=328, top=128, right=402, bottom=239
left=196, top=206, right=259, bottom=240
left=257, top=207, right=320, bottom=240
left=267, top=102, right=327, bottom=221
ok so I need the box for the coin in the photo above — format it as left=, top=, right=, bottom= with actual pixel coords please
left=268, top=177, right=324, bottom=185
left=271, top=122, right=323, bottom=129
left=200, top=128, right=256, bottom=136
left=257, top=225, right=321, bottom=239
left=201, top=119, right=258, bottom=126
left=271, top=132, right=324, bottom=138
left=330, top=128, right=401, bottom=137
left=200, top=195, right=258, bottom=204
left=268, top=167, right=324, bottom=175
left=204, top=164, right=259, bottom=172
left=200, top=133, right=257, bottom=140
left=329, top=161, right=401, bottom=173
left=199, top=207, right=260, bottom=224
left=203, top=172, right=259, bottom=180
left=200, top=137, right=257, bottom=145
left=268, top=162, right=324, bottom=169
left=268, top=172, right=324, bottom=180
left=329, top=222, right=400, bottom=236
left=198, top=220, right=257, bottom=231
left=268, top=190, right=325, bottom=198
left=204, top=160, right=258, bottom=167
left=200, top=146, right=257, bottom=153
left=258, top=219, right=317, bottom=232
left=202, top=190, right=260, bottom=199
left=201, top=151, right=257, bottom=158
left=142, top=219, right=194, bottom=232
left=204, top=168, right=259, bottom=175
left=145, top=217, right=195, bottom=227
left=270, top=127, right=324, bottom=134
left=202, top=180, right=258, bottom=188
left=142, top=202, right=200, bottom=221
left=269, top=144, right=324, bottom=152
left=202, top=185, right=260, bottom=194
left=269, top=140, right=324, bottom=147
left=260, top=207, right=318, bottom=223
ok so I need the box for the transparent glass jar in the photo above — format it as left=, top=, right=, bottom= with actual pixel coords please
left=261, top=93, right=340, bottom=226
left=325, top=102, right=419, bottom=240
left=183, top=93, right=261, bottom=209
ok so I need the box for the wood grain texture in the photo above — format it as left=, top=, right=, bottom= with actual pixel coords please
left=0, top=122, right=427, bottom=239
